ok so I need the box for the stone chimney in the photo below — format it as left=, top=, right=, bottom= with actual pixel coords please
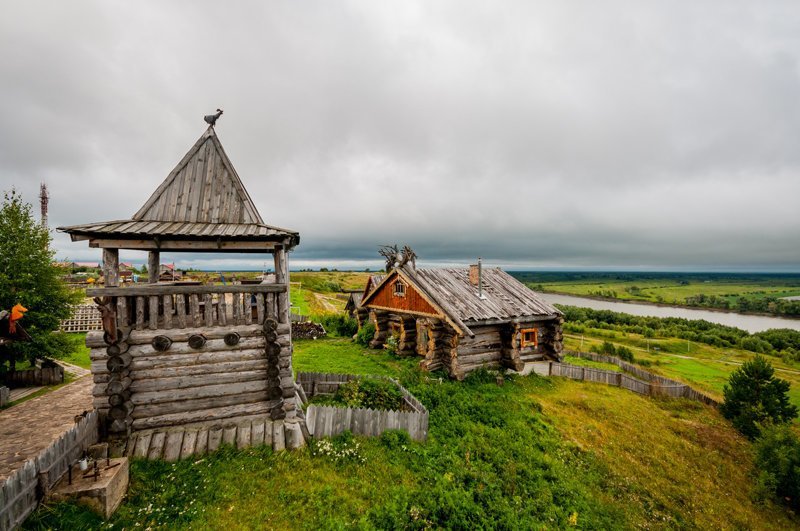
left=469, top=258, right=485, bottom=299
left=469, top=263, right=480, bottom=286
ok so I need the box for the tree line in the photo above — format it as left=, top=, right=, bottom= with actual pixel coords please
left=558, top=305, right=800, bottom=361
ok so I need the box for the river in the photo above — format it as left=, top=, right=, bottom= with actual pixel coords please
left=539, top=293, right=800, bottom=333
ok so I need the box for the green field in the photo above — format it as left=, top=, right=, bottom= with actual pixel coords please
left=513, top=271, right=800, bottom=316
left=25, top=337, right=798, bottom=529
left=563, top=327, right=800, bottom=410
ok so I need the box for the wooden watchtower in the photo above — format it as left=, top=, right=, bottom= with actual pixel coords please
left=59, top=123, right=307, bottom=456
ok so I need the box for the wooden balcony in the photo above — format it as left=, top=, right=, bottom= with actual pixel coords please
left=86, top=283, right=288, bottom=330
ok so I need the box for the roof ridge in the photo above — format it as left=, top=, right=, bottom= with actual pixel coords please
left=132, top=127, right=265, bottom=225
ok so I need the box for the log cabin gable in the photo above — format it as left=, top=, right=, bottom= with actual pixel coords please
left=362, top=270, right=443, bottom=319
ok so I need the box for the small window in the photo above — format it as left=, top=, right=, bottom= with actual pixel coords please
left=520, top=328, right=538, bottom=348
left=393, top=280, right=406, bottom=297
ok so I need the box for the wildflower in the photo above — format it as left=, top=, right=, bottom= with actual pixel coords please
left=568, top=512, right=578, bottom=526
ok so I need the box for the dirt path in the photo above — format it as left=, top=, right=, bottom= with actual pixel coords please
left=314, top=293, right=339, bottom=313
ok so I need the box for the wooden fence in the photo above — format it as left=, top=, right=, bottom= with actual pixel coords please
left=4, top=365, right=64, bottom=388
left=0, top=411, right=98, bottom=531
left=297, top=372, right=428, bottom=442
left=59, top=304, right=102, bottom=333
left=536, top=354, right=718, bottom=406
left=0, top=387, right=8, bottom=408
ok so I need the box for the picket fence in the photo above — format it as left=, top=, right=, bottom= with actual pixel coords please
left=534, top=352, right=718, bottom=406
left=0, top=411, right=98, bottom=531
left=297, top=372, right=428, bottom=442
left=4, top=365, right=64, bottom=388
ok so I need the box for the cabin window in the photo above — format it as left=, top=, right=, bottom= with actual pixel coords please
left=520, top=328, right=538, bottom=348
left=394, top=280, right=406, bottom=297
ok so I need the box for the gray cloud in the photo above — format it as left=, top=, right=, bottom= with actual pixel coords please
left=1, top=1, right=799, bottom=271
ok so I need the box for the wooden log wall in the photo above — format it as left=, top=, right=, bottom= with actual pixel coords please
left=456, top=325, right=504, bottom=374
left=86, top=322, right=299, bottom=442
left=369, top=311, right=390, bottom=349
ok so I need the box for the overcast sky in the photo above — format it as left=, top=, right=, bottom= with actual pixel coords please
left=1, top=1, right=799, bottom=271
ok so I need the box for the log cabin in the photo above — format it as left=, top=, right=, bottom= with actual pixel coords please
left=359, top=261, right=563, bottom=380
left=58, top=122, right=308, bottom=455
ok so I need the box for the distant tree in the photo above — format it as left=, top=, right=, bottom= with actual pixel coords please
left=720, top=355, right=798, bottom=439
left=0, top=189, right=81, bottom=374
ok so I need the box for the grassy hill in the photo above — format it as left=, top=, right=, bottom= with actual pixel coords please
left=27, top=338, right=798, bottom=529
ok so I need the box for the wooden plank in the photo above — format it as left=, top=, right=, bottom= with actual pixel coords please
left=255, top=293, right=265, bottom=325
left=244, top=292, right=252, bottom=325
left=189, top=294, right=200, bottom=328
left=117, top=296, right=128, bottom=329
left=135, top=296, right=145, bottom=330
left=207, top=427, right=223, bottom=453
left=232, top=292, right=241, bottom=325
left=176, top=295, right=187, bottom=328
left=149, top=295, right=159, bottom=330
left=163, top=295, right=173, bottom=329
left=180, top=430, right=199, bottom=459
left=133, top=433, right=153, bottom=457
left=148, top=251, right=159, bottom=284
left=222, top=425, right=237, bottom=447
left=251, top=421, right=265, bottom=446
left=272, top=421, right=285, bottom=451
left=164, top=431, right=184, bottom=461
left=147, top=432, right=166, bottom=460
left=204, top=293, right=214, bottom=327
left=103, top=248, right=119, bottom=287
left=195, top=429, right=209, bottom=455
left=219, top=293, right=228, bottom=325
left=237, top=422, right=252, bottom=449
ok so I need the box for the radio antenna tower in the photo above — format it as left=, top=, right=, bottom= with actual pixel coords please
left=39, top=183, right=49, bottom=227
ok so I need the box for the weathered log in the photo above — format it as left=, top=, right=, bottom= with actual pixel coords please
left=87, top=324, right=289, bottom=347
left=91, top=348, right=269, bottom=374
left=93, top=358, right=270, bottom=384
left=131, top=380, right=268, bottom=406
left=131, top=392, right=272, bottom=423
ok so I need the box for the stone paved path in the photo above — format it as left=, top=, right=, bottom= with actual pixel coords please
left=0, top=376, right=93, bottom=482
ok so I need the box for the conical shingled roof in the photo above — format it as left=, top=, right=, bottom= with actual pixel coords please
left=133, top=127, right=264, bottom=224
left=58, top=127, right=298, bottom=250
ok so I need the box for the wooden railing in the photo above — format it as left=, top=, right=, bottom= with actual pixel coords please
left=86, top=284, right=288, bottom=331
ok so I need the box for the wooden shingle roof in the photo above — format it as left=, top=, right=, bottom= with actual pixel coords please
left=58, top=127, right=299, bottom=250
left=362, top=266, right=561, bottom=336
left=133, top=127, right=263, bottom=224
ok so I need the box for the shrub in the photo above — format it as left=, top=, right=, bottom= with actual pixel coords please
left=316, top=313, right=358, bottom=337
left=753, top=424, right=800, bottom=510
left=334, top=378, right=404, bottom=411
left=719, top=355, right=798, bottom=439
left=355, top=322, right=375, bottom=347
left=616, top=346, right=635, bottom=362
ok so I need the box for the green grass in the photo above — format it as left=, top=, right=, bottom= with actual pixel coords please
left=564, top=328, right=800, bottom=410
left=562, top=355, right=622, bottom=372
left=25, top=335, right=800, bottom=529
left=60, top=332, right=91, bottom=369
left=293, top=338, right=416, bottom=377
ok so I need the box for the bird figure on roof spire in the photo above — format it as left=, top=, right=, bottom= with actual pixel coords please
left=204, top=108, right=223, bottom=127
